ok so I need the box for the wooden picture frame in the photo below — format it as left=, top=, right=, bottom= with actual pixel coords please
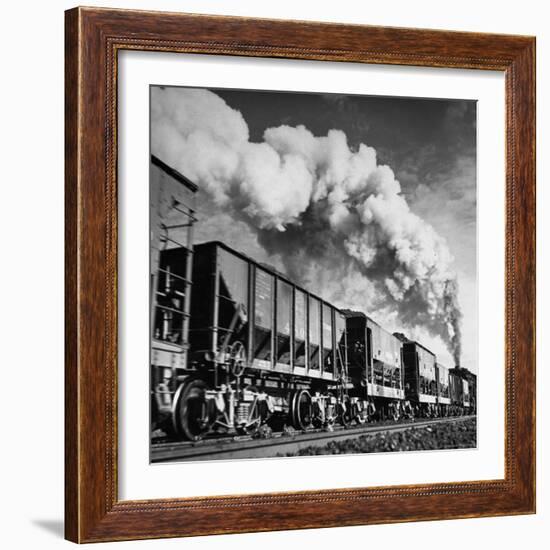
left=65, top=6, right=536, bottom=543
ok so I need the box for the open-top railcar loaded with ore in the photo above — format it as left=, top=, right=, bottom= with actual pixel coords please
left=150, top=156, right=476, bottom=443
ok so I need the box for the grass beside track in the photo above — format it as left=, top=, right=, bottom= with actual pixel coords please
left=283, top=417, right=477, bottom=456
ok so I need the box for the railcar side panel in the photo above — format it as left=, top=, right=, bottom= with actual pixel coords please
left=462, top=379, right=470, bottom=408
left=345, top=312, right=404, bottom=407
left=366, top=318, right=404, bottom=400
left=346, top=315, right=367, bottom=388
left=403, top=342, right=437, bottom=405
left=449, top=371, right=464, bottom=406
left=188, top=243, right=217, bottom=361
left=436, top=363, right=451, bottom=406
left=191, top=242, right=343, bottom=384
left=252, top=266, right=275, bottom=370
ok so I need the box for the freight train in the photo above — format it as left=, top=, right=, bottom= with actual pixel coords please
left=150, top=155, right=475, bottom=441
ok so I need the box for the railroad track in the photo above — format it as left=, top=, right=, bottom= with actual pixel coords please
left=151, top=415, right=476, bottom=462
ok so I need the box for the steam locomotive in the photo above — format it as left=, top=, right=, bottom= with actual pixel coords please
left=150, top=155, right=475, bottom=441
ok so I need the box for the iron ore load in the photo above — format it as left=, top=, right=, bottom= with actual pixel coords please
left=150, top=156, right=476, bottom=441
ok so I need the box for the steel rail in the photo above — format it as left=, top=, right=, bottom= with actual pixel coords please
left=151, top=415, right=476, bottom=463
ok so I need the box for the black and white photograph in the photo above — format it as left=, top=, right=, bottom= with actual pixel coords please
left=1, top=0, right=543, bottom=547
left=149, top=85, right=478, bottom=462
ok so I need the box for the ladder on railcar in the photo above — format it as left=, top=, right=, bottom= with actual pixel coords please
left=150, top=156, right=199, bottom=417
left=152, top=204, right=197, bottom=361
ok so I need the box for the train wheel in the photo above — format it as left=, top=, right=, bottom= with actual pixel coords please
left=174, top=379, right=212, bottom=441
left=291, top=389, right=312, bottom=430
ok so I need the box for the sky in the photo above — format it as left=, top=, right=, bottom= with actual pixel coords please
left=151, top=86, right=477, bottom=373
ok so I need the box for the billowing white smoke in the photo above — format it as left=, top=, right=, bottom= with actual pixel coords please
left=151, top=87, right=462, bottom=363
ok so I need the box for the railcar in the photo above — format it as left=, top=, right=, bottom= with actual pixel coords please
left=449, top=371, right=469, bottom=415
left=402, top=341, right=438, bottom=417
left=451, top=367, right=477, bottom=414
left=178, top=240, right=351, bottom=439
left=345, top=312, right=407, bottom=421
left=435, top=363, right=451, bottom=416
left=150, top=156, right=198, bottom=433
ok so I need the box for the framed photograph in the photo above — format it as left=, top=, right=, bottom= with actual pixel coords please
left=65, top=7, right=536, bottom=543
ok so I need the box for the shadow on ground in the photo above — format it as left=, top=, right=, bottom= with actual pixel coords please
left=32, top=519, right=64, bottom=539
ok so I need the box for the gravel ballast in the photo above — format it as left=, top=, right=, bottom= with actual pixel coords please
left=284, top=417, right=477, bottom=456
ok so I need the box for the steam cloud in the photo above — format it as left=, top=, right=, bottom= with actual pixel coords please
left=151, top=87, right=462, bottom=364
